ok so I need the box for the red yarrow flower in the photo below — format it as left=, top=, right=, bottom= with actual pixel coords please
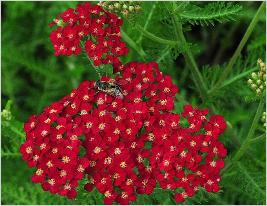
left=24, top=3, right=229, bottom=201
left=49, top=2, right=127, bottom=69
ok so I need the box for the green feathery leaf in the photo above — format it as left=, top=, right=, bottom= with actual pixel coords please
left=179, top=2, right=242, bottom=26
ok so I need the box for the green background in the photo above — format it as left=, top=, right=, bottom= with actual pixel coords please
left=1, top=1, right=266, bottom=205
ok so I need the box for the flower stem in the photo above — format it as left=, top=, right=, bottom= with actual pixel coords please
left=136, top=2, right=157, bottom=44
left=85, top=54, right=101, bottom=79
left=212, top=2, right=265, bottom=91
left=135, top=24, right=178, bottom=46
left=121, top=29, right=147, bottom=60
left=222, top=97, right=265, bottom=175
left=156, top=45, right=171, bottom=63
left=233, top=98, right=265, bottom=163
left=233, top=98, right=265, bottom=161
left=248, top=133, right=265, bottom=144
left=208, top=67, right=258, bottom=94
left=80, top=40, right=102, bottom=79
left=171, top=14, right=208, bottom=102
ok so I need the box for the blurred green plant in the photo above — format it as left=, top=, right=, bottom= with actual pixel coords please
left=1, top=1, right=266, bottom=205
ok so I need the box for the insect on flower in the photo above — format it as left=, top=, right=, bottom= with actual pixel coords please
left=94, top=80, right=124, bottom=99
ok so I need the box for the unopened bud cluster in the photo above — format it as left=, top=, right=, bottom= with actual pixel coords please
left=261, top=112, right=266, bottom=128
left=1, top=109, right=12, bottom=121
left=98, top=1, right=141, bottom=17
left=247, top=59, right=266, bottom=95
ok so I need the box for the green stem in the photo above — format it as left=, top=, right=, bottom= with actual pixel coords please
left=135, top=24, right=178, bottom=46
left=84, top=53, right=101, bottom=79
left=226, top=122, right=242, bottom=147
left=121, top=29, right=147, bottom=60
left=248, top=133, right=265, bottom=144
left=37, top=78, right=49, bottom=113
left=208, top=67, right=258, bottom=94
left=171, top=14, right=208, bottom=102
left=213, top=24, right=239, bottom=65
left=221, top=161, right=233, bottom=176
left=213, top=2, right=265, bottom=91
left=156, top=45, right=171, bottom=63
left=137, top=2, right=157, bottom=44
left=233, top=97, right=265, bottom=161
left=222, top=97, right=265, bottom=175
left=80, top=40, right=101, bottom=78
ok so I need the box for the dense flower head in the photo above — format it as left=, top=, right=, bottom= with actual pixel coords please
left=50, top=2, right=128, bottom=68
left=20, top=62, right=177, bottom=200
left=21, top=1, right=228, bottom=204
left=20, top=61, right=227, bottom=204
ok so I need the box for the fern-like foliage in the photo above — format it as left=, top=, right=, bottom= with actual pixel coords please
left=1, top=182, right=69, bottom=205
left=222, top=162, right=266, bottom=204
left=237, top=163, right=265, bottom=201
left=178, top=2, right=242, bottom=26
left=247, top=32, right=266, bottom=51
left=1, top=101, right=25, bottom=159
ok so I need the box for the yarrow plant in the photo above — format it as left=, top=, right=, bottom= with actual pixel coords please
left=20, top=2, right=228, bottom=204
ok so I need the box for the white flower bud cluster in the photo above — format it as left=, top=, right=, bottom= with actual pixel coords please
left=98, top=1, right=141, bottom=17
left=261, top=112, right=266, bottom=128
left=1, top=109, right=12, bottom=121
left=247, top=58, right=266, bottom=95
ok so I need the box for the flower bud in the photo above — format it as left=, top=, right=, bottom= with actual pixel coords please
left=251, top=72, right=257, bottom=79
left=122, top=10, right=129, bottom=16
left=98, top=2, right=105, bottom=7
left=247, top=79, right=253, bottom=84
left=129, top=6, right=134, bottom=12
left=256, top=88, right=261, bottom=94
left=251, top=84, right=257, bottom=90
left=256, top=79, right=262, bottom=85
left=261, top=112, right=266, bottom=126
left=257, top=58, right=266, bottom=73
left=114, top=3, right=120, bottom=9
left=260, top=63, right=265, bottom=69
left=1, top=109, right=12, bottom=121
left=135, top=5, right=141, bottom=11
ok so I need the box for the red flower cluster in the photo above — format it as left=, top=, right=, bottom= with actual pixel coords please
left=21, top=2, right=228, bottom=204
left=82, top=62, right=178, bottom=204
left=150, top=105, right=227, bottom=203
left=20, top=103, right=90, bottom=199
left=50, top=2, right=128, bottom=68
left=20, top=61, right=227, bottom=204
